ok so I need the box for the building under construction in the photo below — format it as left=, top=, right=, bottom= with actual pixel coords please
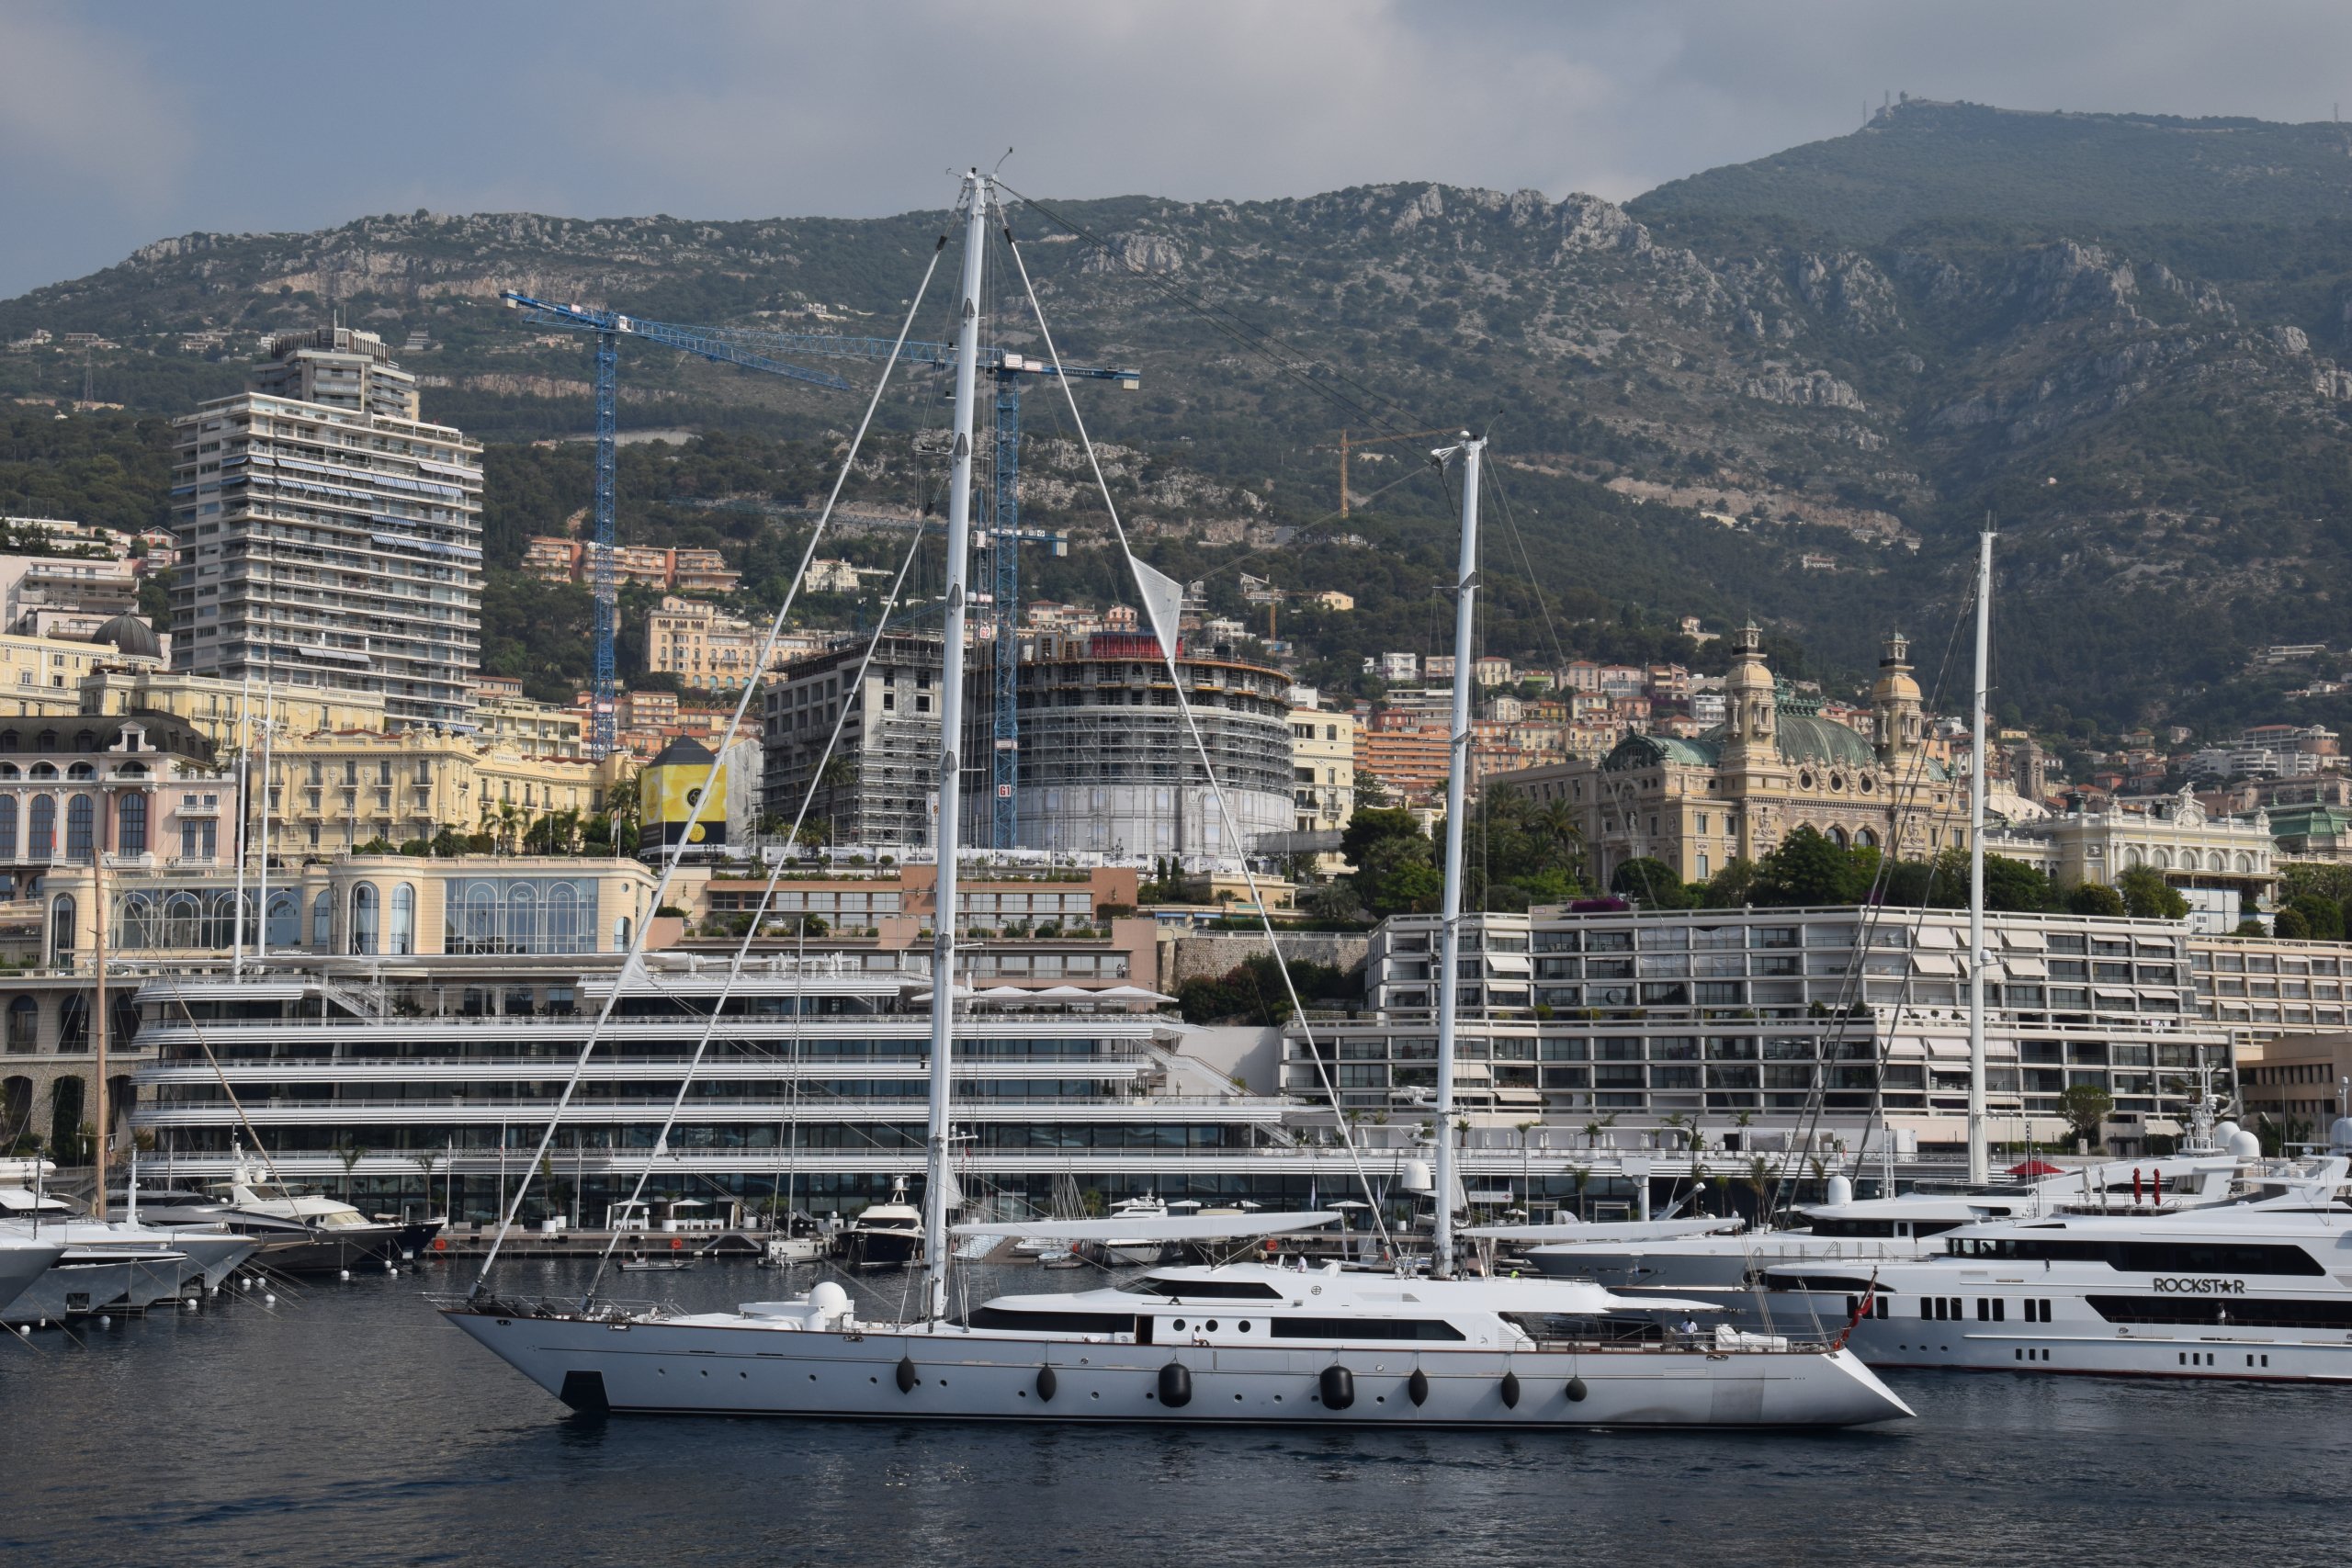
left=987, top=632, right=1293, bottom=863
left=761, top=633, right=944, bottom=848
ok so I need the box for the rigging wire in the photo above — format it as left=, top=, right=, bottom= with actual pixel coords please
left=996, top=181, right=1430, bottom=443
left=579, top=520, right=935, bottom=1306
left=470, top=225, right=956, bottom=1293
left=1002, top=213, right=1403, bottom=1261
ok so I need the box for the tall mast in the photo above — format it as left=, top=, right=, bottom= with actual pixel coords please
left=1966, top=527, right=1993, bottom=1186
left=920, top=170, right=988, bottom=1323
left=232, top=674, right=250, bottom=976
left=256, top=683, right=274, bottom=964
left=1430, top=433, right=1481, bottom=1279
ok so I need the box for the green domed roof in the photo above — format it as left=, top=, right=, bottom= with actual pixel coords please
left=1774, top=712, right=1878, bottom=767
left=1601, top=733, right=1720, bottom=772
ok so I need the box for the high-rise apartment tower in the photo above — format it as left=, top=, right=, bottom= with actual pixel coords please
left=169, top=328, right=482, bottom=729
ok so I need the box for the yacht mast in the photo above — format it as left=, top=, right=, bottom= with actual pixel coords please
left=1966, top=528, right=1993, bottom=1186
left=1430, top=433, right=1482, bottom=1279
left=920, top=170, right=988, bottom=1323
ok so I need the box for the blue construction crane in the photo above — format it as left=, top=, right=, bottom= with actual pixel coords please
left=700, top=325, right=1137, bottom=847
left=500, top=291, right=852, bottom=757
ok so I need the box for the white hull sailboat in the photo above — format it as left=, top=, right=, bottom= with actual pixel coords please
left=439, top=169, right=1912, bottom=1431
left=451, top=1261, right=1907, bottom=1426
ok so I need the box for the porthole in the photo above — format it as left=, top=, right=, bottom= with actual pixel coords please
left=1206, top=1321, right=1218, bottom=1332
left=1238, top=1321, right=1250, bottom=1332
left=1828, top=773, right=1845, bottom=793
left=1171, top=1318, right=1185, bottom=1331
left=1859, top=774, right=1874, bottom=794
left=1799, top=770, right=1815, bottom=790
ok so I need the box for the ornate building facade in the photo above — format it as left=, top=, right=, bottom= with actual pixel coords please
left=1491, top=627, right=1972, bottom=887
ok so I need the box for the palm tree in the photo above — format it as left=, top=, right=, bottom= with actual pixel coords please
left=336, top=1141, right=366, bottom=1203
left=1532, top=798, right=1583, bottom=876
left=1745, top=1156, right=1774, bottom=1225
left=1567, top=1164, right=1592, bottom=1221
left=413, top=1148, right=439, bottom=1217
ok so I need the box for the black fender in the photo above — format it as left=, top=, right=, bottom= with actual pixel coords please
left=1319, top=1364, right=1355, bottom=1410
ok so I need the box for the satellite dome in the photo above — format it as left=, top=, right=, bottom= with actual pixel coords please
left=93, top=614, right=162, bottom=660
left=2331, top=1117, right=2352, bottom=1156
left=2226, top=1129, right=2262, bottom=1160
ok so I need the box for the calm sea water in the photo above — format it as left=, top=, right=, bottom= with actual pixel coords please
left=3, top=1254, right=2344, bottom=1568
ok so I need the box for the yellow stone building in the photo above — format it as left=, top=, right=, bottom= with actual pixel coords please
left=1492, top=626, right=1971, bottom=886
left=256, top=728, right=630, bottom=856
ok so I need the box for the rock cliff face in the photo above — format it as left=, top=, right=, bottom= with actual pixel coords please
left=12, top=101, right=2352, bottom=725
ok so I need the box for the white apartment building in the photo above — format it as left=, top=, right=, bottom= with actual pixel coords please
left=1286, top=905, right=2222, bottom=1153
left=169, top=328, right=482, bottom=730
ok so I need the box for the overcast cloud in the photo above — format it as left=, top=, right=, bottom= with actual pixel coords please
left=3, top=0, right=2348, bottom=299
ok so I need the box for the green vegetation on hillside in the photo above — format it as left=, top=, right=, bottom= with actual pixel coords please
left=1633, top=99, right=2352, bottom=243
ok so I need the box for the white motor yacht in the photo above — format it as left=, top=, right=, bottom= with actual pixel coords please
left=1762, top=1156, right=2352, bottom=1381
left=1512, top=1156, right=2249, bottom=1296
left=0, top=1185, right=256, bottom=1298
left=1080, top=1196, right=1174, bottom=1268
left=168, top=1163, right=411, bottom=1275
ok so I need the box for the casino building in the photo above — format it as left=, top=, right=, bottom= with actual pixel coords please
left=1492, top=626, right=1973, bottom=886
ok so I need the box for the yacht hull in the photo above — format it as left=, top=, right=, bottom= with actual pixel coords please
left=3, top=1258, right=158, bottom=1324
left=441, top=1309, right=1911, bottom=1427
left=1810, top=1305, right=2352, bottom=1383
left=253, top=1229, right=404, bottom=1275
left=0, top=1240, right=65, bottom=1316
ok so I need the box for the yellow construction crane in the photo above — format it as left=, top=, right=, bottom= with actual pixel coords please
left=1332, top=427, right=1457, bottom=516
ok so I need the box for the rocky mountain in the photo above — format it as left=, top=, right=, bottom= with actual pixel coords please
left=8, top=98, right=2352, bottom=734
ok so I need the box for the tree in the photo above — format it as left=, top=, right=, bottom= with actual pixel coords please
left=1981, top=854, right=2054, bottom=913
left=1611, top=856, right=1693, bottom=908
left=1753, top=827, right=1860, bottom=906
left=1340, top=807, right=1427, bottom=870
left=2058, top=1084, right=2115, bottom=1151
left=2274, top=905, right=2312, bottom=941
left=2065, top=881, right=2127, bottom=917
left=1698, top=857, right=1760, bottom=908
left=2116, top=866, right=2188, bottom=921
left=2288, top=892, right=2345, bottom=942
left=337, top=1141, right=366, bottom=1202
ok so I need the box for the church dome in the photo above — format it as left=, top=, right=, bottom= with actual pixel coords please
left=94, top=613, right=162, bottom=660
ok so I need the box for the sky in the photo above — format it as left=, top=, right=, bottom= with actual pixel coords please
left=4, top=0, right=2350, bottom=299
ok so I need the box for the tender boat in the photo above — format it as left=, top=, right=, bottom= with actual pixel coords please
left=844, top=1179, right=925, bottom=1269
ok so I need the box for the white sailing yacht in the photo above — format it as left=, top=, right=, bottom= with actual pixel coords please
left=438, top=169, right=1911, bottom=1428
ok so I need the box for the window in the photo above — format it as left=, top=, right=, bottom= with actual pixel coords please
left=20, top=795, right=52, bottom=859
left=117, top=792, right=147, bottom=854
left=349, top=883, right=379, bottom=954
left=5, top=997, right=35, bottom=1054
left=389, top=884, right=416, bottom=955
left=0, top=797, right=16, bottom=861
left=48, top=893, right=74, bottom=964
left=311, top=890, right=332, bottom=949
